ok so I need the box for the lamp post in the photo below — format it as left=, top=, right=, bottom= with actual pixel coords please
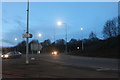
left=57, top=21, right=68, bottom=54
left=38, top=33, right=42, bottom=54
left=14, top=38, right=18, bottom=51
left=53, top=25, right=56, bottom=52
left=22, top=0, right=32, bottom=64
left=54, top=26, right=56, bottom=44
left=14, top=38, right=18, bottom=41
left=38, top=33, right=42, bottom=43
left=26, top=0, right=30, bottom=64
left=80, top=27, right=84, bottom=51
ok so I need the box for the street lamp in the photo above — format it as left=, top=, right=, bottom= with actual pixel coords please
left=26, top=0, right=30, bottom=64
left=80, top=27, right=84, bottom=51
left=57, top=21, right=68, bottom=54
left=80, top=28, right=84, bottom=31
left=38, top=33, right=42, bottom=43
left=14, top=38, right=18, bottom=51
left=57, top=21, right=62, bottom=26
left=14, top=38, right=18, bottom=41
left=38, top=33, right=42, bottom=38
left=37, top=33, right=42, bottom=54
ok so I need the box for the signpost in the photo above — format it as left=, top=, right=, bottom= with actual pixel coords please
left=22, top=34, right=32, bottom=38
left=31, top=43, right=42, bottom=54
left=22, top=0, right=32, bottom=64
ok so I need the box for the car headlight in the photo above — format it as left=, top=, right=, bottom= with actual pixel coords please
left=4, top=55, right=9, bottom=58
left=54, top=51, right=57, bottom=55
left=52, top=51, right=58, bottom=55
left=1, top=55, right=3, bottom=58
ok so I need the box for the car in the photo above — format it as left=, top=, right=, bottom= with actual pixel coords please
left=51, top=51, right=58, bottom=56
left=1, top=51, right=22, bottom=59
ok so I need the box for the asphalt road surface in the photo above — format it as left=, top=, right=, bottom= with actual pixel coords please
left=2, top=53, right=119, bottom=78
left=37, top=53, right=119, bottom=71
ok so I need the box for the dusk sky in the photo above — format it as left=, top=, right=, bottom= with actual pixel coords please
left=1, top=2, right=118, bottom=47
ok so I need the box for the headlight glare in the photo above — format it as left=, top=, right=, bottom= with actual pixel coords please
left=4, top=55, right=9, bottom=58
left=1, top=55, right=3, bottom=58
left=52, top=51, right=58, bottom=55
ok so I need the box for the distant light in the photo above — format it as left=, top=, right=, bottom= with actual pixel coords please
left=77, top=47, right=80, bottom=49
left=14, top=38, right=18, bottom=41
left=80, top=28, right=84, bottom=31
left=38, top=33, right=42, bottom=37
left=57, top=21, right=62, bottom=26
left=54, top=51, right=57, bottom=55
left=52, top=51, right=58, bottom=56
left=38, top=51, right=41, bottom=54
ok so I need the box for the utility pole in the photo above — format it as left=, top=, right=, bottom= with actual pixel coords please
left=65, top=23, right=68, bottom=54
left=82, top=40, right=84, bottom=50
left=22, top=0, right=32, bottom=64
left=80, top=28, right=84, bottom=51
left=54, top=26, right=56, bottom=44
left=26, top=0, right=29, bottom=64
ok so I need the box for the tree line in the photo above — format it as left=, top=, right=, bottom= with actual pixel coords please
left=103, top=16, right=120, bottom=38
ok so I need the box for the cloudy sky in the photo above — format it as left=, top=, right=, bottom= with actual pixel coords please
left=1, top=2, right=118, bottom=47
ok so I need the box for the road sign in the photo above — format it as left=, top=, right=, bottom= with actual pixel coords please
left=22, top=34, right=32, bottom=38
left=31, top=43, right=42, bottom=51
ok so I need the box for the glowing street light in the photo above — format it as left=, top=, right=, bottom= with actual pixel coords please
left=37, top=33, right=43, bottom=44
left=57, top=21, right=62, bottom=26
left=14, top=38, right=18, bottom=51
left=14, top=38, right=18, bottom=41
left=77, top=47, right=80, bottom=50
left=80, top=27, right=84, bottom=31
left=37, top=33, right=42, bottom=55
left=80, top=27, right=84, bottom=51
left=38, top=33, right=42, bottom=37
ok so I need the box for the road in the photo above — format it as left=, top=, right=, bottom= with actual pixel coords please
left=2, top=53, right=119, bottom=78
left=36, top=53, right=119, bottom=71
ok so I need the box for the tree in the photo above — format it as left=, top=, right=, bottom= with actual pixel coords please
left=89, top=32, right=97, bottom=40
left=16, top=40, right=26, bottom=53
left=29, top=40, right=39, bottom=44
left=103, top=19, right=117, bottom=39
left=42, top=39, right=51, bottom=46
left=55, top=39, right=65, bottom=52
left=68, top=39, right=78, bottom=51
left=69, top=38, right=78, bottom=48
left=56, top=39, right=65, bottom=45
left=69, top=39, right=77, bottom=44
left=117, top=16, right=120, bottom=35
left=41, top=39, right=51, bottom=53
